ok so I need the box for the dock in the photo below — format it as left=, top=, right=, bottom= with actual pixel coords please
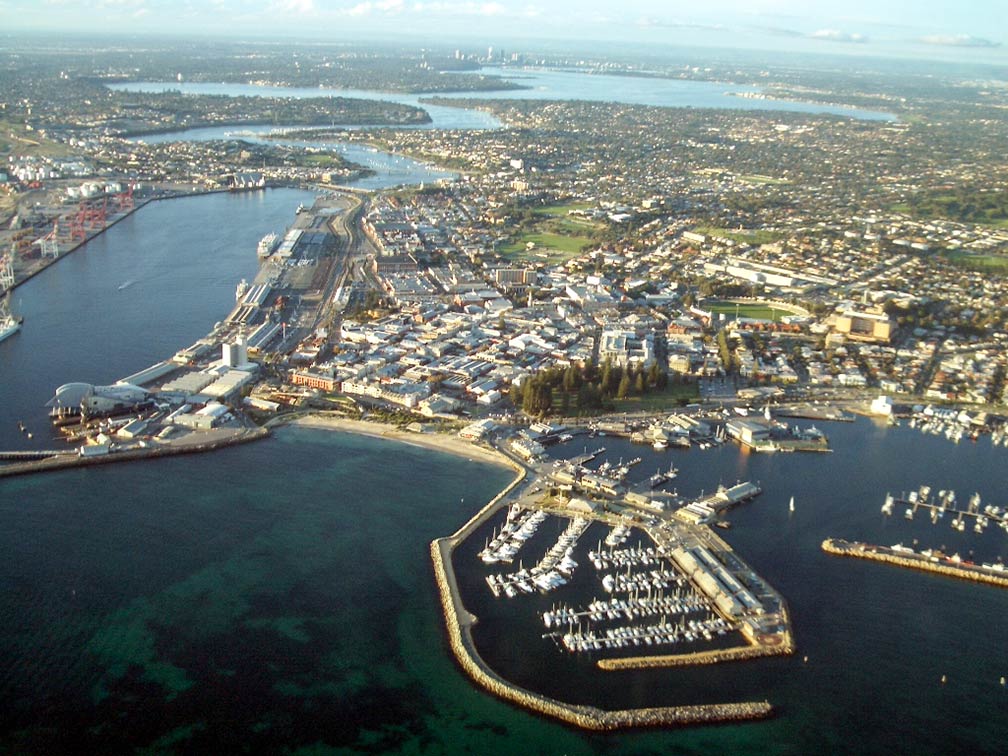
left=775, top=404, right=853, bottom=422
left=675, top=480, right=762, bottom=524
left=882, top=486, right=1008, bottom=533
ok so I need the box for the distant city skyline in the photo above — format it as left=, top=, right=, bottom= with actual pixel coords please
left=3, top=0, right=1006, bottom=65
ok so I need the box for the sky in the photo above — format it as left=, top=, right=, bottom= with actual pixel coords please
left=3, top=0, right=1006, bottom=65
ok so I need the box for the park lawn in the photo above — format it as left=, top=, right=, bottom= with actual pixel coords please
left=0, top=119, right=71, bottom=159
left=499, top=231, right=592, bottom=263
left=301, top=153, right=342, bottom=167
left=532, top=201, right=593, bottom=217
left=945, top=252, right=1008, bottom=271
left=705, top=300, right=793, bottom=320
left=611, top=382, right=701, bottom=413
left=550, top=216, right=601, bottom=233
left=693, top=226, right=784, bottom=245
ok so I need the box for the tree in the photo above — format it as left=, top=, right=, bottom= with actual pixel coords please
left=600, top=356, right=615, bottom=395
left=647, top=360, right=662, bottom=388
left=616, top=372, right=632, bottom=399
left=635, top=372, right=646, bottom=395
left=562, top=365, right=581, bottom=393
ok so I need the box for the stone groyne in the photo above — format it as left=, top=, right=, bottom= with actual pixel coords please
left=597, top=641, right=791, bottom=671
left=822, top=538, right=1008, bottom=589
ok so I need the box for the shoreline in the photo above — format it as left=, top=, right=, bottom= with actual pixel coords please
left=282, top=413, right=512, bottom=470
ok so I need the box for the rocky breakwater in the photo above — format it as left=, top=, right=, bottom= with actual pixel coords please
left=822, top=538, right=1008, bottom=589
left=430, top=539, right=774, bottom=729
left=598, top=641, right=792, bottom=671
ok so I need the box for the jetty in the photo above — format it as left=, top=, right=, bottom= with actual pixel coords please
left=882, top=486, right=1008, bottom=534
left=821, top=538, right=1008, bottom=589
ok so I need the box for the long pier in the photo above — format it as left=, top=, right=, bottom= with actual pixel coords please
left=0, top=449, right=77, bottom=461
left=821, top=538, right=1008, bottom=589
left=0, top=427, right=269, bottom=478
left=885, top=487, right=1008, bottom=533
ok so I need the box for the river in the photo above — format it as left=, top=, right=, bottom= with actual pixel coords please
left=110, top=66, right=896, bottom=126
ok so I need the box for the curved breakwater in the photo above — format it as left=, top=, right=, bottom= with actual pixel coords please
left=430, top=449, right=777, bottom=729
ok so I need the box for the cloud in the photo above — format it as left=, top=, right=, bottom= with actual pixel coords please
left=635, top=17, right=726, bottom=32
left=342, top=0, right=526, bottom=17
left=268, top=0, right=317, bottom=14
left=95, top=0, right=148, bottom=8
left=756, top=26, right=803, bottom=38
left=411, top=2, right=514, bottom=16
left=919, top=34, right=1001, bottom=49
left=810, top=28, right=868, bottom=43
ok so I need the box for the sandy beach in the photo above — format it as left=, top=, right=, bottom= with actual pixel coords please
left=289, top=414, right=513, bottom=469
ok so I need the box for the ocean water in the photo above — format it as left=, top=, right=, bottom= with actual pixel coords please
left=0, top=427, right=516, bottom=753
left=2, top=420, right=1006, bottom=754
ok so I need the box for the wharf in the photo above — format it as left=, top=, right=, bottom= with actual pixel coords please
left=0, top=449, right=77, bottom=461
left=821, top=538, right=1008, bottom=589
left=775, top=404, right=853, bottom=422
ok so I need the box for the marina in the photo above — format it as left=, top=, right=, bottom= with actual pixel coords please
left=882, top=485, right=1008, bottom=534
left=433, top=432, right=795, bottom=729
left=433, top=462, right=790, bottom=729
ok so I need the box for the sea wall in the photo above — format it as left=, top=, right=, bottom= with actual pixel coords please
left=822, top=538, right=1008, bottom=589
left=598, top=641, right=791, bottom=671
left=0, top=427, right=269, bottom=478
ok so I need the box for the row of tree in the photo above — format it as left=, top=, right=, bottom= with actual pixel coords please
left=510, top=358, right=671, bottom=417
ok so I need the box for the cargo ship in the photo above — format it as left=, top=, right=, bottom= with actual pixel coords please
left=0, top=297, right=22, bottom=344
left=257, top=232, right=280, bottom=259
